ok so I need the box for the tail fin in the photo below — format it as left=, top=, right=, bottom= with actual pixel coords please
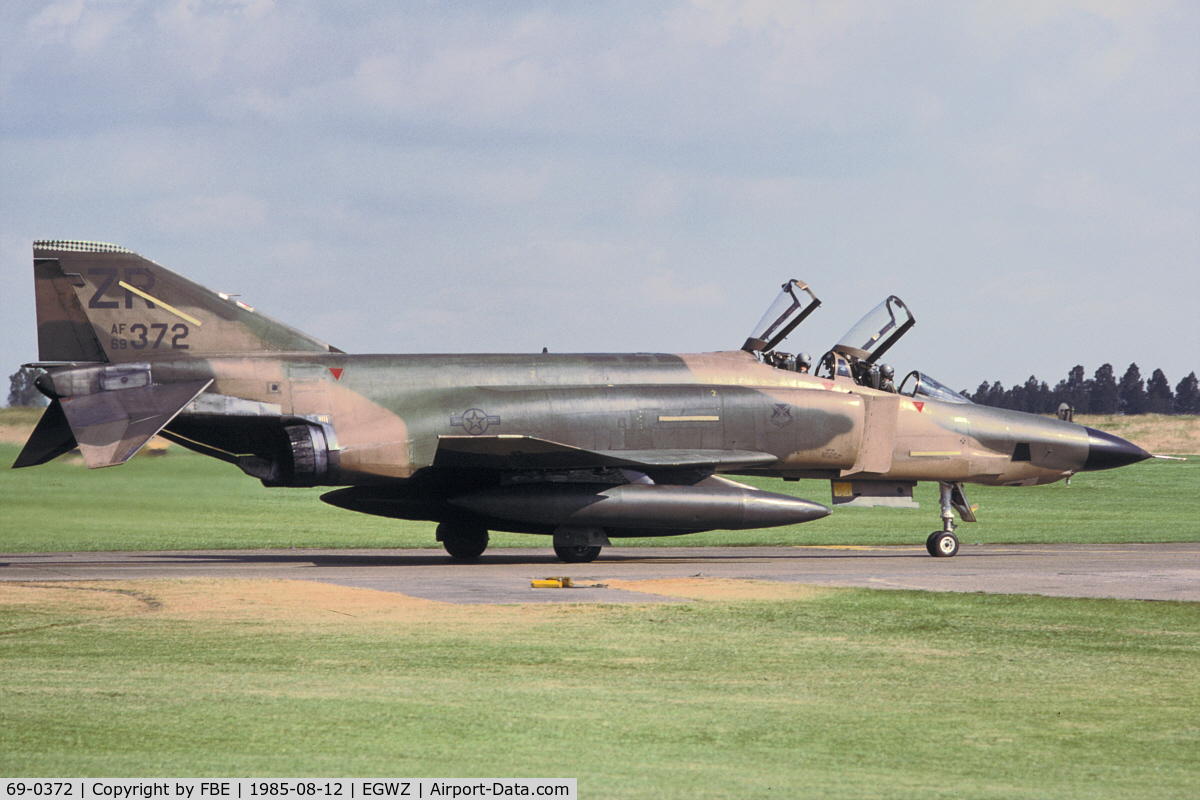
left=33, top=240, right=342, bottom=362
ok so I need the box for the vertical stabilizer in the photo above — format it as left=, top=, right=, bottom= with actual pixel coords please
left=33, top=240, right=342, bottom=362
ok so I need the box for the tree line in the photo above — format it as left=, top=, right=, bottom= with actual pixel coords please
left=963, top=364, right=1199, bottom=416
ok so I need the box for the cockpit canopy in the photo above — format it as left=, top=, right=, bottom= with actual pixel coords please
left=831, top=295, right=914, bottom=364
left=743, top=280, right=970, bottom=403
left=742, top=280, right=821, bottom=354
left=814, top=294, right=914, bottom=386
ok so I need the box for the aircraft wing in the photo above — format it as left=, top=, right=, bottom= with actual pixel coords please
left=434, top=435, right=778, bottom=472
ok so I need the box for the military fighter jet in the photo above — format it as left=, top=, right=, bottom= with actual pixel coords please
left=15, top=241, right=1152, bottom=561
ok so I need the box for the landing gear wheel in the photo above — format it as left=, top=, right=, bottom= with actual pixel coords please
left=439, top=523, right=489, bottom=560
left=926, top=531, right=960, bottom=558
left=554, top=544, right=601, bottom=563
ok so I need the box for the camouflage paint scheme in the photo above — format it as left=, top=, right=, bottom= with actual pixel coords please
left=16, top=241, right=1151, bottom=561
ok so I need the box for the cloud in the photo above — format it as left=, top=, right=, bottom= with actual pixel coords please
left=148, top=192, right=268, bottom=235
left=1, top=1, right=1196, bottom=389
left=25, top=0, right=130, bottom=54
left=635, top=268, right=724, bottom=310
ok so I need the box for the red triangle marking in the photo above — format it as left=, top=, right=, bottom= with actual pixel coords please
left=913, top=401, right=925, bottom=412
left=329, top=367, right=344, bottom=380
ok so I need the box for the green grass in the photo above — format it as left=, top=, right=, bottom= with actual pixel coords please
left=3, top=421, right=1198, bottom=795
left=1, top=588, right=1197, bottom=796
left=1, top=442, right=1195, bottom=552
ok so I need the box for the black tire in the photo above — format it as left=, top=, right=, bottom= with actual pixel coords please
left=554, top=544, right=601, bottom=563
left=439, top=523, right=489, bottom=560
left=927, top=531, right=959, bottom=558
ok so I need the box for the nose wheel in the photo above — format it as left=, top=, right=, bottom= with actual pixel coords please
left=926, top=531, right=960, bottom=557
left=925, top=481, right=970, bottom=557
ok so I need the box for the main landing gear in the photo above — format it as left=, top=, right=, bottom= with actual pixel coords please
left=552, top=526, right=608, bottom=563
left=553, top=544, right=602, bottom=563
left=437, top=523, right=608, bottom=563
left=926, top=481, right=974, bottom=558
left=437, top=523, right=489, bottom=560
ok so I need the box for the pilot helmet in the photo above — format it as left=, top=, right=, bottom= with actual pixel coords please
left=797, top=352, right=811, bottom=370
left=879, top=363, right=894, bottom=379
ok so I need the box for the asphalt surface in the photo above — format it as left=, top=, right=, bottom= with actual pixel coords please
left=2, top=543, right=1197, bottom=603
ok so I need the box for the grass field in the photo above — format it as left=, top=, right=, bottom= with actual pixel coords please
left=1, top=580, right=1198, bottom=797
left=0, top=439, right=1195, bottom=553
left=2, top=409, right=1198, bottom=795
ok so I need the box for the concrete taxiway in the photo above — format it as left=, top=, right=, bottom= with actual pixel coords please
left=1, top=543, right=1197, bottom=604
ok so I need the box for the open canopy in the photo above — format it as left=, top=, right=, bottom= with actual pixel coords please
left=832, top=295, right=914, bottom=364
left=742, top=279, right=821, bottom=353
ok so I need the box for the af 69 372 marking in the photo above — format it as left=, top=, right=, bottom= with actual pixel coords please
left=109, top=322, right=190, bottom=351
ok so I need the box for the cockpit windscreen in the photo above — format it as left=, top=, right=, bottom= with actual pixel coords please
left=899, top=371, right=972, bottom=404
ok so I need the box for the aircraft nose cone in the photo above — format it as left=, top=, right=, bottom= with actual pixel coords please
left=1081, top=426, right=1152, bottom=471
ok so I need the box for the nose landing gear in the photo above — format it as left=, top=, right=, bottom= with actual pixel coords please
left=926, top=530, right=960, bottom=557
left=926, top=481, right=975, bottom=557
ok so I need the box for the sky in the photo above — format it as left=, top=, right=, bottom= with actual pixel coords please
left=2, top=0, right=1197, bottom=396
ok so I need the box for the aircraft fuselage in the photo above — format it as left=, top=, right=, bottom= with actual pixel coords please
left=137, top=349, right=1095, bottom=489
